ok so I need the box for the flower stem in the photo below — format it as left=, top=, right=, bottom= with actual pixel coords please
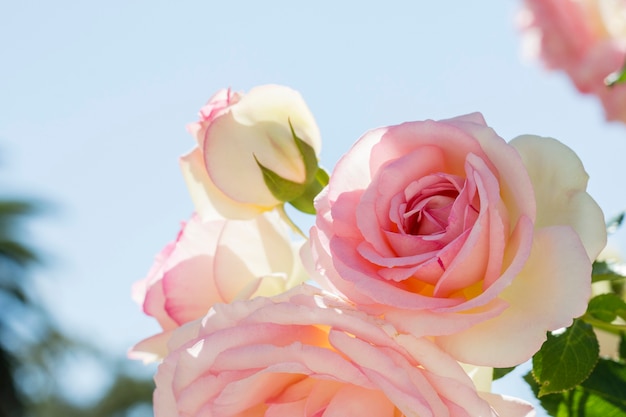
left=581, top=314, right=626, bottom=334
left=277, top=204, right=307, bottom=240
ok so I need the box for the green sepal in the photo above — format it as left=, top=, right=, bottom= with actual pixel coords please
left=255, top=155, right=311, bottom=202
left=288, top=167, right=329, bottom=214
left=532, top=320, right=599, bottom=397
left=289, top=119, right=319, bottom=186
left=254, top=119, right=322, bottom=205
left=606, top=59, right=626, bottom=87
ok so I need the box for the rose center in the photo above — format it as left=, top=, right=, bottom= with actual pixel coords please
left=401, top=175, right=463, bottom=236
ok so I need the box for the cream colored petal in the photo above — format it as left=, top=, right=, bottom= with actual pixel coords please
left=510, top=135, right=606, bottom=260
left=179, top=148, right=270, bottom=220
left=479, top=392, right=535, bottom=417
left=204, top=113, right=299, bottom=204
left=213, top=210, right=297, bottom=301
left=203, top=85, right=321, bottom=206
left=128, top=330, right=173, bottom=363
left=461, top=363, right=493, bottom=392
left=232, top=84, right=321, bottom=154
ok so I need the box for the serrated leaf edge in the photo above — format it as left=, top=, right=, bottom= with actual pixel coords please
left=531, top=321, right=600, bottom=397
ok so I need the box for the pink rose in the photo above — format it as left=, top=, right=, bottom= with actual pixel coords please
left=153, top=285, right=534, bottom=417
left=180, top=85, right=321, bottom=219
left=308, top=113, right=606, bottom=367
left=130, top=211, right=305, bottom=361
left=520, top=0, right=626, bottom=122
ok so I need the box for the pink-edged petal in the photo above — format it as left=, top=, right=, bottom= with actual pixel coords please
left=436, top=226, right=592, bottom=367
left=330, top=236, right=460, bottom=309
left=357, top=145, right=448, bottom=255
left=162, top=255, right=220, bottom=325
left=143, top=278, right=178, bottom=330
left=307, top=227, right=367, bottom=302
left=370, top=120, right=486, bottom=179
left=203, top=85, right=321, bottom=206
left=153, top=359, right=179, bottom=417
left=328, top=190, right=365, bottom=239
left=385, top=297, right=507, bottom=338
left=444, top=112, right=488, bottom=125
left=329, top=330, right=446, bottom=416
left=204, top=112, right=298, bottom=204
left=445, top=115, right=536, bottom=226
left=326, top=127, right=387, bottom=201
left=511, top=134, right=606, bottom=260
left=187, top=88, right=243, bottom=147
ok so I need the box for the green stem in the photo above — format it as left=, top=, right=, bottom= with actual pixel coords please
left=277, top=204, right=307, bottom=240
left=582, top=314, right=626, bottom=334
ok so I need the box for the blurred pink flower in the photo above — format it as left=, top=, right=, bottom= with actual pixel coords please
left=153, top=285, right=534, bottom=417
left=520, top=0, right=626, bottom=122
left=130, top=211, right=305, bottom=361
left=307, top=113, right=606, bottom=367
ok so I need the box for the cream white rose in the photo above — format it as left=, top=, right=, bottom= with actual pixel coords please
left=180, top=85, right=321, bottom=219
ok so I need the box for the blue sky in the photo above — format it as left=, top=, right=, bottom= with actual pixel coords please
left=2, top=0, right=626, bottom=410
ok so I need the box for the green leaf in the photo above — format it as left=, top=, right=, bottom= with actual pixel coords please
left=532, top=320, right=599, bottom=396
left=584, top=359, right=626, bottom=403
left=523, top=372, right=563, bottom=416
left=606, top=59, right=626, bottom=87
left=619, top=333, right=626, bottom=362
left=492, top=366, right=516, bottom=380
left=592, top=261, right=626, bottom=283
left=606, top=212, right=625, bottom=234
left=587, top=293, right=626, bottom=323
left=525, top=360, right=626, bottom=416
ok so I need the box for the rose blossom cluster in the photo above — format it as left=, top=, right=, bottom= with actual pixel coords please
left=131, top=84, right=606, bottom=416
left=519, top=0, right=626, bottom=122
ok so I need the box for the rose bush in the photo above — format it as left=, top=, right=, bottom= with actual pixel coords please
left=153, top=285, right=534, bottom=417
left=130, top=211, right=305, bottom=361
left=520, top=0, right=626, bottom=122
left=308, top=113, right=606, bottom=367
left=180, top=84, right=322, bottom=219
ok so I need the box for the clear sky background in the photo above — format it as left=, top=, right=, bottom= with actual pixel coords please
left=2, top=0, right=626, bottom=413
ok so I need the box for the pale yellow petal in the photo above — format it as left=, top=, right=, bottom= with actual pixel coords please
left=511, top=135, right=606, bottom=260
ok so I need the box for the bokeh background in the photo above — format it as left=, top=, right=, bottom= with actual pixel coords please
left=2, top=1, right=625, bottom=415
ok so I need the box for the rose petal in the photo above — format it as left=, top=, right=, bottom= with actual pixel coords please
left=204, top=85, right=321, bottom=206
left=180, top=148, right=268, bottom=219
left=479, top=392, right=535, bottom=417
left=511, top=134, right=606, bottom=260
left=435, top=226, right=592, bottom=366
left=213, top=212, right=295, bottom=301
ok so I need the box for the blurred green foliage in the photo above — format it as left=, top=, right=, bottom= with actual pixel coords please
left=0, top=196, right=153, bottom=417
